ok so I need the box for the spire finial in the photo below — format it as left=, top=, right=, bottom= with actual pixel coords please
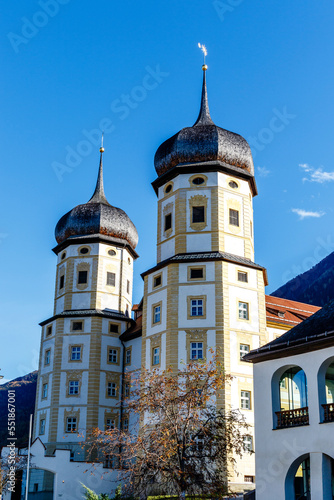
left=88, top=134, right=109, bottom=205
left=100, top=132, right=104, bottom=153
left=194, top=44, right=214, bottom=126
left=198, top=43, right=208, bottom=69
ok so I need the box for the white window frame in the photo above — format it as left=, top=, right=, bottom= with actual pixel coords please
left=238, top=301, right=249, bottom=320
left=45, top=349, right=51, bottom=366
left=42, top=383, right=48, bottom=399
left=107, top=382, right=117, bottom=397
left=191, top=342, right=204, bottom=360
left=152, top=347, right=160, bottom=366
left=241, top=390, right=251, bottom=410
left=71, top=346, right=81, bottom=361
left=108, top=349, right=118, bottom=364
left=243, top=435, right=253, bottom=452
left=153, top=305, right=161, bottom=324
left=240, top=344, right=250, bottom=360
left=191, top=299, right=203, bottom=317
left=106, top=418, right=115, bottom=430
left=39, top=419, right=45, bottom=435
left=66, top=417, right=77, bottom=433
left=69, top=380, right=79, bottom=395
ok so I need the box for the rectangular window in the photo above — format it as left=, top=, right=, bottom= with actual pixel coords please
left=69, top=380, right=79, bottom=395
left=238, top=301, right=249, bottom=320
left=240, top=344, right=250, bottom=360
left=153, top=275, right=162, bottom=288
left=106, top=419, right=115, bottom=431
left=108, top=349, right=118, bottom=364
left=191, top=299, right=203, bottom=317
left=71, top=346, right=81, bottom=361
left=107, top=272, right=116, bottom=286
left=109, top=323, right=119, bottom=334
left=46, top=325, right=52, bottom=337
left=244, top=476, right=254, bottom=483
left=229, top=208, right=239, bottom=226
left=78, top=270, right=88, bottom=284
left=42, top=383, right=48, bottom=399
left=127, top=280, right=130, bottom=294
left=66, top=417, right=77, bottom=433
left=243, top=435, right=253, bottom=452
left=238, top=271, right=248, bottom=283
left=152, top=347, right=160, bottom=366
left=44, top=350, right=51, bottom=366
left=72, top=321, right=83, bottom=331
left=190, top=268, right=204, bottom=279
left=33, top=484, right=39, bottom=492
left=241, top=390, right=251, bottom=410
left=124, top=383, right=130, bottom=398
left=123, top=418, right=129, bottom=432
left=192, top=206, right=205, bottom=223
left=153, top=305, right=161, bottom=324
left=191, top=342, right=204, bottom=360
left=107, top=382, right=117, bottom=397
left=39, top=419, right=45, bottom=435
left=125, top=348, right=131, bottom=365
left=164, top=213, right=172, bottom=231
left=59, top=275, right=65, bottom=290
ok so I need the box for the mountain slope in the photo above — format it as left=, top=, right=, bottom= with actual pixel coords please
left=0, top=371, right=37, bottom=449
left=272, top=251, right=334, bottom=307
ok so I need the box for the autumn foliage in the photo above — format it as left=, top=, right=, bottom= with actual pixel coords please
left=88, top=354, right=249, bottom=499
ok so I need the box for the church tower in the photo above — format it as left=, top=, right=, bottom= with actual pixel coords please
left=33, top=145, right=138, bottom=460
left=141, top=66, right=268, bottom=490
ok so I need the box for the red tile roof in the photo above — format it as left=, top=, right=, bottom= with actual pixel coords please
left=266, top=295, right=320, bottom=328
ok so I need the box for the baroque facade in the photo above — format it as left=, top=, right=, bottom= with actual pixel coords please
left=28, top=66, right=320, bottom=498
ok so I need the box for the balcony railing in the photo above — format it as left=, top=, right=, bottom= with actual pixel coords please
left=322, top=403, right=334, bottom=422
left=275, top=407, right=309, bottom=429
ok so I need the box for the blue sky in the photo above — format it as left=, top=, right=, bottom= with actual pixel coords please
left=1, top=0, right=334, bottom=382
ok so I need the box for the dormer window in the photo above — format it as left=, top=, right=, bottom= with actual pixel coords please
left=278, top=311, right=285, bottom=318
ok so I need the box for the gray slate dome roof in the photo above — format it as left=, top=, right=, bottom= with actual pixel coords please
left=55, top=153, right=138, bottom=250
left=154, top=70, right=254, bottom=177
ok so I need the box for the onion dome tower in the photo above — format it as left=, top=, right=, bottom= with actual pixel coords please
left=153, top=66, right=256, bottom=194
left=141, top=61, right=268, bottom=493
left=33, top=143, right=138, bottom=459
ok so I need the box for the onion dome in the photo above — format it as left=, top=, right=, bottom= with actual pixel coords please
left=55, top=148, right=138, bottom=250
left=154, top=67, right=254, bottom=177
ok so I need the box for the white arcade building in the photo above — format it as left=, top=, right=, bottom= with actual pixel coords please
left=245, top=298, right=334, bottom=500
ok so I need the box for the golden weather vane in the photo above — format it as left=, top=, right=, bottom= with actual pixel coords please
left=100, top=132, right=104, bottom=153
left=198, top=43, right=208, bottom=70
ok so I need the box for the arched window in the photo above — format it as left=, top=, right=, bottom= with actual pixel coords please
left=318, top=358, right=334, bottom=423
left=285, top=454, right=311, bottom=500
left=272, top=365, right=308, bottom=429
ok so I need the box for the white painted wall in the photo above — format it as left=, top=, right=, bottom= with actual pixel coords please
left=253, top=345, right=334, bottom=500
